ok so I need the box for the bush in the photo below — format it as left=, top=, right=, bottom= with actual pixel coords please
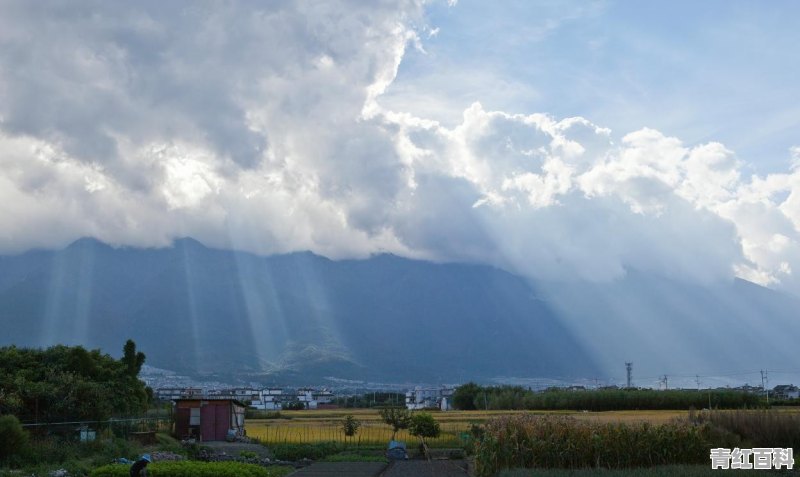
left=89, top=461, right=289, bottom=477
left=378, top=407, right=411, bottom=439
left=341, top=415, right=361, bottom=439
left=0, top=415, right=29, bottom=465
left=154, top=433, right=184, bottom=454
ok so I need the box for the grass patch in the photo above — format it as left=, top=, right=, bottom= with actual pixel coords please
left=322, top=452, right=388, bottom=463
left=267, top=441, right=345, bottom=461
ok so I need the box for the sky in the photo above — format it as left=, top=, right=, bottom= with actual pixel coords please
left=1, top=0, right=800, bottom=293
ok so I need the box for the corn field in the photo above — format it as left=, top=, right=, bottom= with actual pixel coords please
left=473, top=414, right=710, bottom=476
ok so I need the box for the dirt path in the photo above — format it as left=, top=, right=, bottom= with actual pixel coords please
left=380, top=460, right=470, bottom=477
left=288, top=462, right=388, bottom=476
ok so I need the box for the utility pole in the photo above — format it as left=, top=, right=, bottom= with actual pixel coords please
left=761, top=370, right=769, bottom=405
left=625, top=362, right=633, bottom=389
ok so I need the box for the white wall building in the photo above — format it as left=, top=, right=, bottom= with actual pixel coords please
left=405, top=386, right=455, bottom=410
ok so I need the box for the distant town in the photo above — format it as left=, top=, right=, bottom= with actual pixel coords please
left=152, top=384, right=458, bottom=411
left=145, top=366, right=800, bottom=412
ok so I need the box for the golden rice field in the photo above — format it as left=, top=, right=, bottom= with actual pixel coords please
left=245, top=409, right=689, bottom=447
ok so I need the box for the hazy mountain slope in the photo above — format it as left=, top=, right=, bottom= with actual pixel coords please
left=1, top=239, right=798, bottom=384
left=0, top=238, right=598, bottom=383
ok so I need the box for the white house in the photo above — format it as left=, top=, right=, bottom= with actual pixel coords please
left=405, top=386, right=455, bottom=410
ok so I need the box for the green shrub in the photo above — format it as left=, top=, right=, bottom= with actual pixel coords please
left=341, top=414, right=361, bottom=439
left=0, top=415, right=29, bottom=465
left=409, top=413, right=441, bottom=443
left=154, top=433, right=183, bottom=453
left=89, top=461, right=290, bottom=477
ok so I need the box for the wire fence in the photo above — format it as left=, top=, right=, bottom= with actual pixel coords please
left=20, top=417, right=173, bottom=441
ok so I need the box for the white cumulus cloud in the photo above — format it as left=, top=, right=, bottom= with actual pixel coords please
left=1, top=1, right=800, bottom=294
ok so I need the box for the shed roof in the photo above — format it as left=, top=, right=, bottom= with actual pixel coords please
left=173, top=397, right=248, bottom=407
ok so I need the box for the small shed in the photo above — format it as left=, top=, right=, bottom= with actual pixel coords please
left=174, top=398, right=246, bottom=441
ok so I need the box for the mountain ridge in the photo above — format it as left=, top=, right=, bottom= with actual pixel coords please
left=0, top=238, right=797, bottom=385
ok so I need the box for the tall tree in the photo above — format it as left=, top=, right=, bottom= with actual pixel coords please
left=122, top=339, right=146, bottom=377
left=452, top=382, right=481, bottom=410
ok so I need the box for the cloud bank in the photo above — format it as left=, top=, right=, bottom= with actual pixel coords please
left=1, top=1, right=800, bottom=292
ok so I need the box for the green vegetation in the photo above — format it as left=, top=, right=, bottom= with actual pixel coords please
left=245, top=410, right=284, bottom=419
left=266, top=442, right=388, bottom=462
left=89, top=461, right=291, bottom=477
left=408, top=412, right=440, bottom=445
left=452, top=382, right=482, bottom=410
left=0, top=340, right=151, bottom=422
left=267, top=441, right=346, bottom=461
left=0, top=415, right=28, bottom=466
left=0, top=433, right=148, bottom=476
left=452, top=383, right=763, bottom=411
left=0, top=340, right=158, bottom=474
left=341, top=414, right=361, bottom=441
left=239, top=450, right=259, bottom=459
left=322, top=451, right=387, bottom=463
left=378, top=407, right=411, bottom=439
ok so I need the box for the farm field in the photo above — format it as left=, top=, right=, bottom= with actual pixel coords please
left=247, top=407, right=800, bottom=447
left=245, top=409, right=689, bottom=447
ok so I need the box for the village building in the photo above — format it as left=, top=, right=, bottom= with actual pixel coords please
left=207, top=387, right=285, bottom=410
left=405, top=386, right=455, bottom=411
left=154, top=387, right=203, bottom=401
left=173, top=397, right=246, bottom=441
left=297, top=387, right=335, bottom=409
left=772, top=384, right=800, bottom=400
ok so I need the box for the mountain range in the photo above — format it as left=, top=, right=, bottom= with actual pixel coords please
left=0, top=238, right=797, bottom=386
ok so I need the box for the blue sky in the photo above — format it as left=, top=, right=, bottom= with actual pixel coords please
left=385, top=0, right=799, bottom=174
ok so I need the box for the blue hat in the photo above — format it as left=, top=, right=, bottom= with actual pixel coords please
left=141, top=454, right=152, bottom=462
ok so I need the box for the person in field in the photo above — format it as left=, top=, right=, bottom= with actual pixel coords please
left=130, top=454, right=151, bottom=477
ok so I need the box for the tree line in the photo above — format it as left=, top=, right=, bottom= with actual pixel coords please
left=0, top=340, right=152, bottom=422
left=452, top=382, right=763, bottom=411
